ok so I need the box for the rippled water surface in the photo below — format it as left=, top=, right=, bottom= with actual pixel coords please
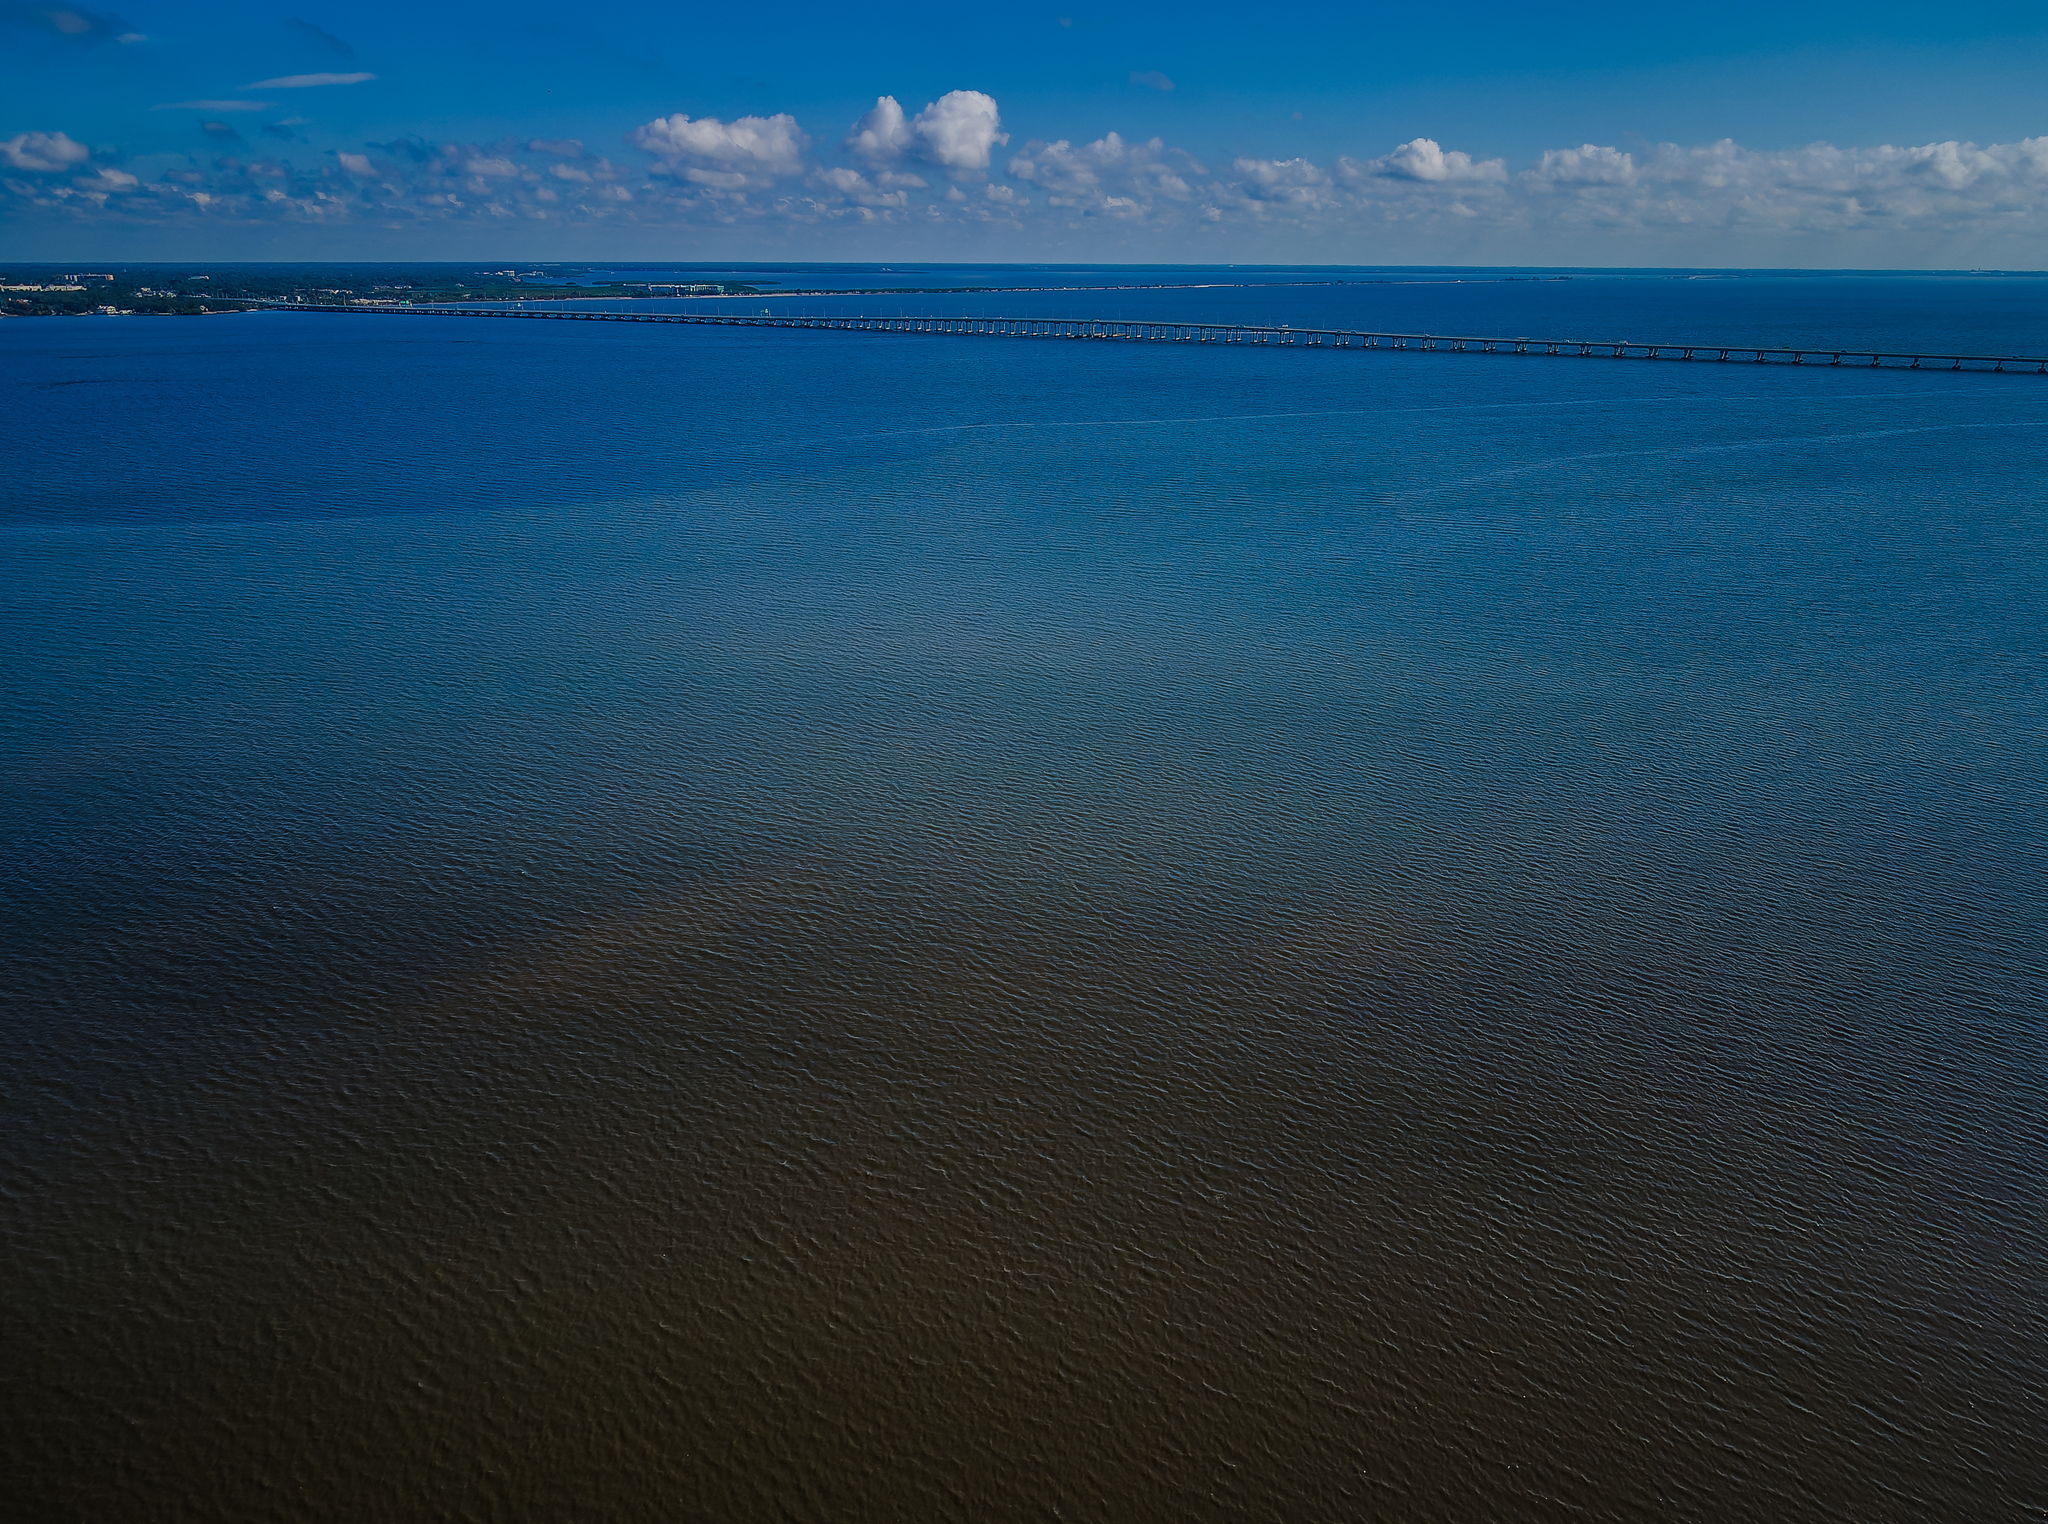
left=4, top=269, right=2045, bottom=1521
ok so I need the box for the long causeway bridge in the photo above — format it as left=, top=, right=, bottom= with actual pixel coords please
left=254, top=302, right=2048, bottom=374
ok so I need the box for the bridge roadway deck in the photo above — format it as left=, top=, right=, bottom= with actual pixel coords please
left=252, top=302, right=2048, bottom=373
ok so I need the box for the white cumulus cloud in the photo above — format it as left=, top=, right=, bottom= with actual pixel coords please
left=0, top=129, right=89, bottom=171
left=848, top=91, right=1004, bottom=173
left=25, top=112, right=2048, bottom=267
left=812, top=166, right=912, bottom=207
left=1227, top=156, right=1334, bottom=209
left=629, top=111, right=807, bottom=181
left=846, top=96, right=911, bottom=164
left=1346, top=137, right=1508, bottom=185
left=911, top=90, right=1004, bottom=171
left=1528, top=144, right=1638, bottom=186
left=1009, top=132, right=1201, bottom=212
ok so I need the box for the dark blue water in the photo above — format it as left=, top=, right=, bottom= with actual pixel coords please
left=564, top=260, right=1517, bottom=290
left=4, top=271, right=2045, bottom=1521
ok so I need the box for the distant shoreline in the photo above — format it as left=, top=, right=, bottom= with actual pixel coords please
left=407, top=275, right=1574, bottom=305
left=1, top=273, right=1577, bottom=318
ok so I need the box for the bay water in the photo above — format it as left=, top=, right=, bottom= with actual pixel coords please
left=4, top=269, right=2044, bottom=1520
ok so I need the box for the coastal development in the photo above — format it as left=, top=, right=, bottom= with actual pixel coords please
left=0, top=264, right=761, bottom=316
left=0, top=264, right=1568, bottom=318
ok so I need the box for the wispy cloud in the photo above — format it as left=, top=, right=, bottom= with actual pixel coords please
left=0, top=4, right=142, bottom=43
left=154, top=100, right=272, bottom=112
left=243, top=71, right=375, bottom=89
left=1129, top=70, right=1175, bottom=92
left=285, top=18, right=353, bottom=57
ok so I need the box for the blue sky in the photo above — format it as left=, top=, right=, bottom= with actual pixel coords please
left=10, top=1, right=2048, bottom=263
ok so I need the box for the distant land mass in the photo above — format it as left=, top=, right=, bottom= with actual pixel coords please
left=0, top=262, right=1592, bottom=317
left=0, top=264, right=767, bottom=316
